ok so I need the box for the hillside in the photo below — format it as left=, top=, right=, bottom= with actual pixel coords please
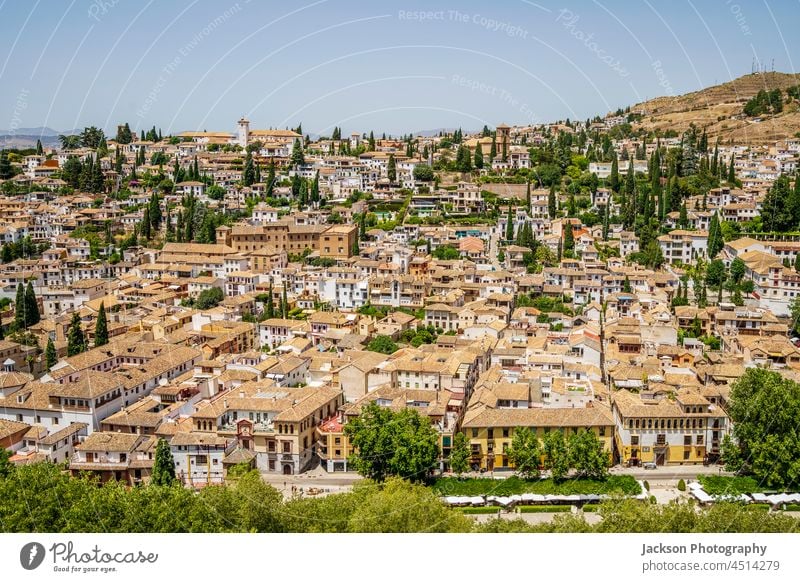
left=624, top=72, right=800, bottom=144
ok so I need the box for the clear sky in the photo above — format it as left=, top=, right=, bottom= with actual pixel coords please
left=1, top=0, right=798, bottom=137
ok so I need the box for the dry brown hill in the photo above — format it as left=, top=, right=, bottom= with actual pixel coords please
left=624, top=72, right=800, bottom=144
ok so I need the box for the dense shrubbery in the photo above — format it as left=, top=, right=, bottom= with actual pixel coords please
left=1, top=463, right=797, bottom=533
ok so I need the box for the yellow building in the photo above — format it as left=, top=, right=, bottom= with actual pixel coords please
left=317, top=384, right=460, bottom=472
left=460, top=406, right=614, bottom=471
left=611, top=388, right=729, bottom=466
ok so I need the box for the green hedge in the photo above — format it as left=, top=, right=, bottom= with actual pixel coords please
left=698, top=475, right=771, bottom=495
left=519, top=505, right=572, bottom=513
left=432, top=475, right=641, bottom=496
left=458, top=506, right=500, bottom=514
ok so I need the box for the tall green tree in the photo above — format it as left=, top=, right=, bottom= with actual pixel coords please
left=568, top=430, right=609, bottom=479
left=265, top=281, right=275, bottom=319
left=387, top=154, right=396, bottom=182
left=45, top=336, right=57, bottom=370
left=94, top=302, right=109, bottom=347
left=24, top=282, right=40, bottom=326
left=505, top=204, right=514, bottom=241
left=67, top=312, right=86, bottom=356
left=344, top=403, right=439, bottom=482
left=543, top=430, right=570, bottom=481
left=762, top=175, right=795, bottom=233
left=243, top=151, right=255, bottom=186
left=449, top=432, right=470, bottom=477
left=0, top=150, right=12, bottom=179
left=151, top=438, right=177, bottom=486
left=525, top=180, right=532, bottom=213
left=507, top=427, right=541, bottom=479
left=609, top=156, right=620, bottom=192
left=548, top=185, right=557, bottom=219
left=291, top=139, right=305, bottom=166
left=141, top=207, right=151, bottom=240
left=722, top=369, right=800, bottom=489
left=707, top=212, right=724, bottom=258
left=563, top=222, right=575, bottom=253
left=473, top=144, right=484, bottom=169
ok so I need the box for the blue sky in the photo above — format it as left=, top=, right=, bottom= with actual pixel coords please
left=1, top=0, right=798, bottom=136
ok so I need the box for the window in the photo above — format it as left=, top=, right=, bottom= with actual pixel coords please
left=598, top=426, right=606, bottom=436
left=282, top=442, right=291, bottom=453
left=502, top=428, right=509, bottom=438
left=684, top=435, right=692, bottom=446
left=471, top=428, right=478, bottom=438
left=683, top=450, right=690, bottom=460
left=268, top=460, right=275, bottom=471
left=631, top=436, right=639, bottom=445
left=696, top=435, right=704, bottom=445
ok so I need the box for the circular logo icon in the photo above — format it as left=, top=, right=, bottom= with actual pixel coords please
left=20, top=542, right=46, bottom=570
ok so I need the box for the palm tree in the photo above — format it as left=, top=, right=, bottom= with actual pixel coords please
left=58, top=134, right=81, bottom=150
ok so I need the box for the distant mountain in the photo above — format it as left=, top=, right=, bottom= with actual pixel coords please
left=0, top=126, right=79, bottom=137
left=622, top=71, right=800, bottom=144
left=0, top=127, right=81, bottom=150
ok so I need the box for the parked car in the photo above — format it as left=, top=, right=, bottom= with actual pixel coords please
left=643, top=462, right=657, bottom=470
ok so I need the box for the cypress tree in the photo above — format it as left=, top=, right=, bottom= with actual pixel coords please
left=67, top=312, right=86, bottom=357
left=359, top=212, right=367, bottom=240
left=151, top=438, right=177, bottom=486
left=141, top=207, right=151, bottom=240
left=149, top=192, right=162, bottom=229
left=291, top=139, right=305, bottom=166
left=474, top=144, right=483, bottom=169
left=490, top=136, right=497, bottom=161
left=727, top=156, right=736, bottom=183
left=505, top=205, right=514, bottom=241
left=24, top=282, right=40, bottom=326
left=94, top=302, right=109, bottom=347
left=45, top=336, right=57, bottom=370
left=548, top=185, right=557, bottom=219
left=708, top=212, right=723, bottom=258
left=609, top=157, right=619, bottom=192
left=281, top=287, right=288, bottom=319
left=526, top=180, right=532, bottom=213
left=243, top=151, right=255, bottom=186
left=311, top=172, right=320, bottom=204
left=564, top=222, right=575, bottom=253
left=266, top=159, right=276, bottom=199
left=387, top=154, right=396, bottom=182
